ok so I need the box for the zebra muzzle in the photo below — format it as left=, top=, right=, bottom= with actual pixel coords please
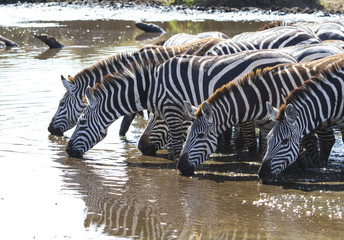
left=138, top=134, right=157, bottom=156
left=48, top=124, right=64, bottom=136
left=258, top=159, right=276, bottom=184
left=66, top=144, right=84, bottom=158
left=177, top=153, right=195, bottom=176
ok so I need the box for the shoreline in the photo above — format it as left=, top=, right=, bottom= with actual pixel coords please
left=2, top=0, right=344, bottom=15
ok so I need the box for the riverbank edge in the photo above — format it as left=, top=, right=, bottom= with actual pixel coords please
left=2, top=0, right=344, bottom=15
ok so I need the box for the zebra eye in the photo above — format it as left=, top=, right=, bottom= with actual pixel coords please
left=281, top=139, right=289, bottom=145
left=59, top=102, right=65, bottom=107
left=79, top=119, right=87, bottom=125
left=197, top=132, right=206, bottom=138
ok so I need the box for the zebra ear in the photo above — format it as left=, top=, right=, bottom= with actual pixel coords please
left=85, top=87, right=95, bottom=106
left=285, top=104, right=297, bottom=123
left=61, top=75, right=72, bottom=93
left=266, top=102, right=279, bottom=121
left=201, top=101, right=213, bottom=123
left=183, top=101, right=197, bottom=120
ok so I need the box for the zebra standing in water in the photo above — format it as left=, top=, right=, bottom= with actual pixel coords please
left=136, top=26, right=327, bottom=156
left=65, top=50, right=298, bottom=159
left=137, top=43, right=344, bottom=156
left=47, top=37, right=224, bottom=136
left=259, top=59, right=344, bottom=183
left=178, top=53, right=344, bottom=176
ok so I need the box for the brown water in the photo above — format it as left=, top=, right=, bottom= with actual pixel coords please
left=1, top=8, right=344, bottom=239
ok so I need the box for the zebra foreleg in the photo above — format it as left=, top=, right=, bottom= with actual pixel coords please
left=239, top=121, right=258, bottom=153
left=316, top=128, right=336, bottom=166
left=297, top=132, right=319, bottom=169
left=119, top=113, right=137, bottom=138
left=164, top=112, right=185, bottom=163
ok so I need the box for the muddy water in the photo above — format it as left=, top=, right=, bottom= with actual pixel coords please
left=1, top=4, right=344, bottom=239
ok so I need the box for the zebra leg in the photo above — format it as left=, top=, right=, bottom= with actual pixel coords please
left=297, top=132, right=319, bottom=169
left=215, top=128, right=233, bottom=154
left=233, top=126, right=246, bottom=153
left=239, top=121, right=257, bottom=153
left=316, top=128, right=335, bottom=166
left=119, top=113, right=136, bottom=138
left=164, top=112, right=184, bottom=162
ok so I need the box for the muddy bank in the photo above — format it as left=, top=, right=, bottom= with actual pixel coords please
left=1, top=0, right=344, bottom=15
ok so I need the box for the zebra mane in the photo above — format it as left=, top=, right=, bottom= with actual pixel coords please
left=277, top=60, right=344, bottom=120
left=69, top=51, right=137, bottom=84
left=92, top=61, right=157, bottom=98
left=258, top=21, right=291, bottom=31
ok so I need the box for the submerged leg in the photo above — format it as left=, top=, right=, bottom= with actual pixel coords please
left=119, top=113, right=137, bottom=137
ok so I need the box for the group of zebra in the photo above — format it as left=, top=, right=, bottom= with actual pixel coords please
left=48, top=21, right=344, bottom=184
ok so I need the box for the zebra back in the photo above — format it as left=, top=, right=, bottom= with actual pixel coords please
left=207, top=26, right=322, bottom=56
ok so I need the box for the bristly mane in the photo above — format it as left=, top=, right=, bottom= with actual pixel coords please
left=258, top=21, right=291, bottom=31
left=69, top=51, right=137, bottom=84
left=276, top=60, right=344, bottom=120
left=91, top=61, right=158, bottom=98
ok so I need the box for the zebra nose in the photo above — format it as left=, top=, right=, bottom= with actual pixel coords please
left=178, top=153, right=195, bottom=176
left=258, top=159, right=276, bottom=184
left=48, top=124, right=63, bottom=136
left=66, top=144, right=83, bottom=158
left=138, top=134, right=157, bottom=156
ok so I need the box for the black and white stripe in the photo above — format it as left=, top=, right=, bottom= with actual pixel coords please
left=259, top=58, right=344, bottom=183
left=47, top=37, right=224, bottom=136
left=139, top=43, right=344, bottom=156
left=178, top=53, right=344, bottom=175
left=65, top=50, right=297, bottom=159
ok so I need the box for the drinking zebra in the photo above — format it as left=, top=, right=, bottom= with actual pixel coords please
left=135, top=26, right=325, bottom=156
left=65, top=50, right=298, bottom=159
left=259, top=58, right=344, bottom=183
left=178, top=53, right=344, bottom=176
left=137, top=43, right=344, bottom=156
left=47, top=37, right=224, bottom=136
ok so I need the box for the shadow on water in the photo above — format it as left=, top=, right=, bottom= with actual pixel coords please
left=35, top=48, right=62, bottom=60
left=135, top=32, right=166, bottom=42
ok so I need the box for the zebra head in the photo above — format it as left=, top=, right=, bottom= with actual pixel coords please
left=138, top=113, right=192, bottom=156
left=178, top=101, right=218, bottom=176
left=259, top=102, right=302, bottom=183
left=66, top=87, right=108, bottom=158
left=48, top=75, right=86, bottom=136
left=138, top=113, right=168, bottom=156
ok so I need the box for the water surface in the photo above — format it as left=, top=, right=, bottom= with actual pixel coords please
left=0, top=4, right=343, bottom=239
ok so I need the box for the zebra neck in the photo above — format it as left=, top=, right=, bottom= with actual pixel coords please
left=210, top=89, right=265, bottom=135
left=96, top=65, right=155, bottom=120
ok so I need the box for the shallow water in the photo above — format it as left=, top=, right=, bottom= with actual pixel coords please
left=0, top=3, right=344, bottom=239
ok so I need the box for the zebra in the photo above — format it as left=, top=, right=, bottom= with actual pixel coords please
left=135, top=26, right=327, bottom=156
left=137, top=43, right=344, bottom=156
left=229, top=25, right=320, bottom=47
left=47, top=37, right=224, bottom=136
left=178, top=53, right=344, bottom=176
left=258, top=21, right=344, bottom=42
left=65, top=50, right=298, bottom=159
left=259, top=59, right=344, bottom=183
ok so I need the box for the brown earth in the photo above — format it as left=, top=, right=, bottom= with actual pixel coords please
left=1, top=0, right=343, bottom=14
